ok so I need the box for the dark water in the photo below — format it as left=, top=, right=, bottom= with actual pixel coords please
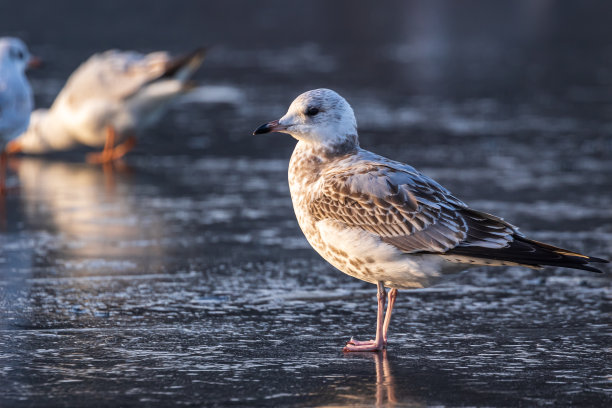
left=1, top=1, right=611, bottom=407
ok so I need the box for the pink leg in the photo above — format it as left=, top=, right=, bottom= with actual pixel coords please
left=86, top=127, right=137, bottom=164
left=382, top=288, right=398, bottom=344
left=343, top=281, right=387, bottom=352
left=346, top=287, right=399, bottom=349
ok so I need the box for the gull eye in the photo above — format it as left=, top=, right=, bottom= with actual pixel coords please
left=305, top=107, right=320, bottom=117
left=11, top=49, right=24, bottom=60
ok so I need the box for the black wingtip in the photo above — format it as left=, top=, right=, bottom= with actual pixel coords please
left=574, top=264, right=604, bottom=273
left=529, top=261, right=604, bottom=273
left=587, top=256, right=609, bottom=264
left=445, top=236, right=609, bottom=274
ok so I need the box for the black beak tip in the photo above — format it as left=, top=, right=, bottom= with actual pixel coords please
left=253, top=123, right=271, bottom=135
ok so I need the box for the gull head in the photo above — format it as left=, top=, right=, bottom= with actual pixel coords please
left=253, top=88, right=358, bottom=149
left=0, top=37, right=37, bottom=72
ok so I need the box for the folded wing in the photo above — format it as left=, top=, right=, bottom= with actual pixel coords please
left=308, top=158, right=607, bottom=272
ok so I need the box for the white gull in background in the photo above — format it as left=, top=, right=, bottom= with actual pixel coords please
left=7, top=48, right=206, bottom=163
left=253, top=88, right=608, bottom=352
left=0, top=37, right=38, bottom=192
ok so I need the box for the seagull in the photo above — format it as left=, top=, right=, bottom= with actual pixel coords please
left=0, top=37, right=38, bottom=192
left=253, top=88, right=609, bottom=352
left=6, top=48, right=206, bottom=163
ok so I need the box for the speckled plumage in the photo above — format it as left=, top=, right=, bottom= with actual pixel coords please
left=254, top=88, right=607, bottom=351
left=274, top=90, right=606, bottom=291
left=288, top=140, right=524, bottom=289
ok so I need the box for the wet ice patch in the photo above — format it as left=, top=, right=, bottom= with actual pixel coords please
left=354, top=96, right=593, bottom=136
left=59, top=259, right=138, bottom=271
left=213, top=43, right=336, bottom=73
left=178, top=85, right=245, bottom=105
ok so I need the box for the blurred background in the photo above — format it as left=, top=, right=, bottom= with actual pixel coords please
left=0, top=1, right=611, bottom=407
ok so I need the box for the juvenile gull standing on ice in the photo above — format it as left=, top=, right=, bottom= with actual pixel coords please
left=7, top=48, right=206, bottom=163
left=253, top=88, right=608, bottom=352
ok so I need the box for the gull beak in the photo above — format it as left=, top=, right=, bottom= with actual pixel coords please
left=4, top=140, right=23, bottom=155
left=252, top=119, right=288, bottom=135
left=27, top=55, right=43, bottom=69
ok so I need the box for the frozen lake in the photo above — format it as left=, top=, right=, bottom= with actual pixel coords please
left=1, top=1, right=611, bottom=406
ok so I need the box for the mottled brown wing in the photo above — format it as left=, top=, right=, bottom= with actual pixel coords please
left=308, top=159, right=608, bottom=272
left=309, top=163, right=514, bottom=253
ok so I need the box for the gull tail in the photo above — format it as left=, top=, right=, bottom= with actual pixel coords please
left=446, top=236, right=609, bottom=273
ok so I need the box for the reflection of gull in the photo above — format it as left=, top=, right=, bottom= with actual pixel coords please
left=8, top=48, right=205, bottom=163
left=11, top=157, right=166, bottom=267
left=0, top=37, right=37, bottom=191
left=253, top=88, right=609, bottom=352
left=373, top=351, right=397, bottom=408
left=325, top=351, right=417, bottom=408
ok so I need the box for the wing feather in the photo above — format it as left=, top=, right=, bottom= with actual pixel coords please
left=306, top=155, right=607, bottom=272
left=308, top=160, right=515, bottom=253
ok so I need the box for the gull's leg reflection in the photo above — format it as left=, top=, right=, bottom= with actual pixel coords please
left=0, top=151, right=7, bottom=195
left=342, top=350, right=398, bottom=407
left=0, top=151, right=6, bottom=228
left=102, top=159, right=135, bottom=195
left=375, top=350, right=397, bottom=407
left=0, top=152, right=20, bottom=228
left=102, top=162, right=117, bottom=194
left=0, top=150, right=19, bottom=195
